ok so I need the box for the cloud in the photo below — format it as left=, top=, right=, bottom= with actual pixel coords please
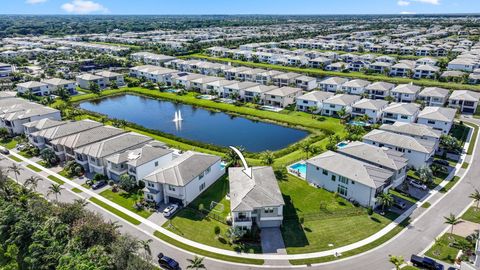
left=413, top=0, right=440, bottom=4
left=61, top=0, right=109, bottom=14
left=26, top=0, right=47, bottom=4
left=397, top=0, right=440, bottom=6
left=400, top=11, right=417, bottom=14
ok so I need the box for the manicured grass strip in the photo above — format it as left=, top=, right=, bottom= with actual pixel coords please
left=425, top=233, right=469, bottom=264
left=1, top=139, right=17, bottom=149
left=153, top=231, right=264, bottom=265
left=461, top=207, right=480, bottom=224
left=100, top=188, right=153, bottom=218
left=440, top=176, right=460, bottom=193
left=71, top=188, right=83, bottom=193
left=26, top=164, right=42, bottom=172
left=289, top=219, right=409, bottom=265
left=185, top=54, right=480, bottom=91
left=58, top=170, right=74, bottom=180
left=89, top=197, right=141, bottom=225
left=81, top=183, right=91, bottom=189
left=8, top=155, right=22, bottom=162
left=389, top=190, right=418, bottom=204
left=402, top=266, right=420, bottom=270
left=47, top=175, right=65, bottom=185
left=421, top=202, right=431, bottom=208
left=466, top=123, right=479, bottom=155
left=462, top=162, right=469, bottom=169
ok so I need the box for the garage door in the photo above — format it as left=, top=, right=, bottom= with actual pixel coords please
left=463, top=108, right=475, bottom=113
left=168, top=196, right=184, bottom=207
left=259, top=220, right=282, bottom=228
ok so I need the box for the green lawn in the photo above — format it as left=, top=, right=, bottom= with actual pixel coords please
left=440, top=176, right=460, bottom=193
left=425, top=233, right=470, bottom=264
left=58, top=169, right=74, bottom=180
left=100, top=188, right=153, bottom=219
left=462, top=162, right=469, bottom=169
left=162, top=176, right=263, bottom=253
left=153, top=231, right=264, bottom=265
left=26, top=164, right=42, bottom=172
left=185, top=54, right=480, bottom=91
left=280, top=175, right=397, bottom=254
left=47, top=175, right=65, bottom=185
left=402, top=266, right=420, bottom=270
left=71, top=188, right=83, bottom=193
left=466, top=123, right=479, bottom=155
left=8, top=155, right=22, bottom=162
left=89, top=197, right=141, bottom=225
left=451, top=124, right=470, bottom=145
left=90, top=41, right=142, bottom=49
left=0, top=139, right=18, bottom=149
left=422, top=202, right=431, bottom=208
left=461, top=207, right=480, bottom=224
left=289, top=219, right=409, bottom=265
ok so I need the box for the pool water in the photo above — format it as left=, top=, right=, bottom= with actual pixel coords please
left=337, top=142, right=349, bottom=148
left=290, top=163, right=307, bottom=175
left=349, top=120, right=368, bottom=127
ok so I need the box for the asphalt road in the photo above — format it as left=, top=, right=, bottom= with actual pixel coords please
left=4, top=117, right=479, bottom=270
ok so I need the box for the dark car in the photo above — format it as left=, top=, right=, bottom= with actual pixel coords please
left=393, top=199, right=407, bottom=210
left=91, top=180, right=107, bottom=190
left=0, top=147, right=9, bottom=155
left=158, top=253, right=180, bottom=270
left=411, top=254, right=444, bottom=270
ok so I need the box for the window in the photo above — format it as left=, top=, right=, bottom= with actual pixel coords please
left=147, top=194, right=154, bottom=200
left=264, top=207, right=274, bottom=214
left=400, top=115, right=408, bottom=119
left=322, top=169, right=328, bottom=175
left=331, top=175, right=336, bottom=181
left=147, top=182, right=154, bottom=188
left=427, top=120, right=435, bottom=124
left=205, top=167, right=211, bottom=174
left=339, top=176, right=348, bottom=184
left=199, top=183, right=205, bottom=191
left=337, top=185, right=348, bottom=196
left=154, top=161, right=159, bottom=167
left=199, top=171, right=205, bottom=179
left=168, top=185, right=176, bottom=191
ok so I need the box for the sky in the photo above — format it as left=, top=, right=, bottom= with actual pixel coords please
left=1, top=0, right=479, bottom=15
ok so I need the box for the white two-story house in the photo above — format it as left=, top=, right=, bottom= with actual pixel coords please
left=296, top=91, right=334, bottom=113
left=381, top=103, right=420, bottom=124
left=351, top=99, right=388, bottom=123
left=321, top=94, right=361, bottom=117
left=229, top=166, right=284, bottom=230
left=417, top=107, right=457, bottom=134
left=142, top=151, right=224, bottom=206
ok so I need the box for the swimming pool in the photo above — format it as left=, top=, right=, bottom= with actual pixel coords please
left=289, top=162, right=307, bottom=177
left=337, top=142, right=349, bottom=148
left=349, top=120, right=369, bottom=127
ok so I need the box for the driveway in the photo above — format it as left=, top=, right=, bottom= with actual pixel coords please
left=260, top=227, right=287, bottom=254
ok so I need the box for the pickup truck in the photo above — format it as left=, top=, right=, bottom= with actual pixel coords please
left=411, top=254, right=444, bottom=270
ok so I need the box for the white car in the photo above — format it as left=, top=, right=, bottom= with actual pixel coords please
left=410, top=180, right=427, bottom=190
left=163, top=204, right=179, bottom=218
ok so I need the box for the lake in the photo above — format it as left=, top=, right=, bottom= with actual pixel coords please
left=79, top=94, right=309, bottom=152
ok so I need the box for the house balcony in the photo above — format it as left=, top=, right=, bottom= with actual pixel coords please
left=109, top=165, right=127, bottom=175
left=234, top=216, right=252, bottom=222
left=382, top=114, right=398, bottom=120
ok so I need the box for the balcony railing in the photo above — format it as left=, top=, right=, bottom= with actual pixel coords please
left=234, top=217, right=252, bottom=222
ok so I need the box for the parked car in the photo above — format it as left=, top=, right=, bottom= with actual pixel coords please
left=157, top=253, right=180, bottom=270
left=91, top=180, right=107, bottom=190
left=16, top=144, right=26, bottom=151
left=163, top=204, right=179, bottom=218
left=410, top=180, right=427, bottom=190
left=410, top=254, right=444, bottom=270
left=394, top=199, right=407, bottom=210
left=0, top=146, right=9, bottom=155
left=433, top=159, right=450, bottom=167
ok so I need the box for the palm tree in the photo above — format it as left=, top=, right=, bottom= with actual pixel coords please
left=187, top=256, right=206, bottom=270
left=24, top=176, right=42, bottom=191
left=470, top=189, right=480, bottom=211
left=377, top=193, right=394, bottom=213
left=8, top=163, right=23, bottom=184
left=444, top=213, right=461, bottom=236
left=261, top=151, right=275, bottom=166
left=47, top=183, right=64, bottom=201
left=301, top=142, right=314, bottom=159
left=226, top=146, right=244, bottom=167
left=418, top=166, right=433, bottom=185
left=138, top=239, right=153, bottom=257
left=389, top=255, right=404, bottom=270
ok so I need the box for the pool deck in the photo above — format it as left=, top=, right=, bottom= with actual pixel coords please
left=287, top=160, right=306, bottom=179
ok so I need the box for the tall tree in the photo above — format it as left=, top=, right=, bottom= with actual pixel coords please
left=187, top=256, right=206, bottom=270
left=47, top=183, right=64, bottom=202
left=24, top=176, right=42, bottom=192
left=444, top=213, right=461, bottom=236
left=7, top=163, right=23, bottom=184
left=389, top=255, right=404, bottom=270
left=260, top=151, right=275, bottom=166
left=377, top=193, right=394, bottom=213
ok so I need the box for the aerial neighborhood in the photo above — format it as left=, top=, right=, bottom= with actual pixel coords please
left=1, top=10, right=480, bottom=270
